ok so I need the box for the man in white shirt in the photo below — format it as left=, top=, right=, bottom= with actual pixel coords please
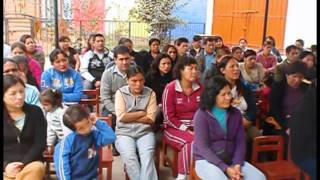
left=80, top=33, right=113, bottom=90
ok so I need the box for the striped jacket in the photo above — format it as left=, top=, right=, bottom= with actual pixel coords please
left=162, top=79, right=204, bottom=131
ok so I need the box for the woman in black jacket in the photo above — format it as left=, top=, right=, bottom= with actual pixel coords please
left=3, top=74, right=47, bottom=180
left=145, top=53, right=174, bottom=132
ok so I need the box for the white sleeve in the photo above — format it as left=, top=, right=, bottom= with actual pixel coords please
left=79, top=52, right=95, bottom=82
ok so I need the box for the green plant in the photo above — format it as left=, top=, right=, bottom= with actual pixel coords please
left=130, top=0, right=186, bottom=45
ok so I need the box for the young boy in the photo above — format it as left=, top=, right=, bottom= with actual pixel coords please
left=53, top=105, right=116, bottom=180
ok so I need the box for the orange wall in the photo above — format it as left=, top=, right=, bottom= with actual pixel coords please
left=212, top=0, right=288, bottom=51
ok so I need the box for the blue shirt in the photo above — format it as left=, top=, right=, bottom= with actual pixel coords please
left=54, top=120, right=116, bottom=180
left=211, top=106, right=227, bottom=132
left=41, top=68, right=83, bottom=103
left=204, top=51, right=215, bottom=70
left=25, top=84, right=41, bottom=107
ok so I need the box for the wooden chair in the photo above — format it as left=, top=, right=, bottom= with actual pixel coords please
left=161, top=139, right=179, bottom=178
left=251, top=135, right=302, bottom=180
left=189, top=158, right=201, bottom=180
left=80, top=88, right=100, bottom=115
left=97, top=114, right=113, bottom=180
left=43, top=151, right=55, bottom=179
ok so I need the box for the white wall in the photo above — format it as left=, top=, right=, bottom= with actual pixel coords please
left=205, top=0, right=214, bottom=34
left=284, top=0, right=317, bottom=48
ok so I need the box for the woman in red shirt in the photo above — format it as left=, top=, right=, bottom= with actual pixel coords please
left=162, top=56, right=204, bottom=179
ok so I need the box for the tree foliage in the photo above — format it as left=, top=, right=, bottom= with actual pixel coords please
left=130, top=0, right=186, bottom=45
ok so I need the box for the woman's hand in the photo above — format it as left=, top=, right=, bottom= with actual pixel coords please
left=226, top=167, right=238, bottom=180
left=5, top=162, right=24, bottom=178
left=265, top=116, right=281, bottom=129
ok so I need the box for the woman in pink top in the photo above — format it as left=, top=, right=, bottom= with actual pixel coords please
left=162, top=56, right=204, bottom=179
left=10, top=42, right=42, bottom=88
left=256, top=41, right=277, bottom=73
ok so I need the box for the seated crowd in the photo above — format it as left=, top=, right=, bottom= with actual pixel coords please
left=3, top=34, right=316, bottom=180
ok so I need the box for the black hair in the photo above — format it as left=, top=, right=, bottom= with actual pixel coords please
left=118, top=37, right=133, bottom=45
left=59, top=35, right=71, bottom=42
left=126, top=65, right=144, bottom=79
left=295, top=39, right=304, bottom=47
left=173, top=56, right=198, bottom=80
left=231, top=46, right=242, bottom=53
left=263, top=40, right=273, bottom=47
left=262, top=72, right=274, bottom=87
left=3, top=74, right=26, bottom=123
left=63, top=104, right=90, bottom=131
left=243, top=49, right=257, bottom=58
left=3, top=74, right=26, bottom=94
left=174, top=37, right=189, bottom=46
left=193, top=35, right=202, bottom=42
left=113, top=45, right=130, bottom=58
left=3, top=58, right=19, bottom=69
left=285, top=45, right=298, bottom=54
left=11, top=55, right=29, bottom=72
left=40, top=88, right=63, bottom=109
left=199, top=75, right=231, bottom=110
left=19, top=34, right=33, bottom=44
left=150, top=53, right=173, bottom=76
left=203, top=37, right=215, bottom=45
left=86, top=33, right=97, bottom=50
left=264, top=35, right=276, bottom=46
left=49, top=49, right=68, bottom=64
left=239, top=38, right=247, bottom=43
left=285, top=60, right=307, bottom=76
left=11, top=42, right=27, bottom=52
left=216, top=47, right=231, bottom=60
left=299, top=50, right=315, bottom=61
left=93, top=33, right=105, bottom=42
left=162, top=44, right=177, bottom=53
left=148, top=38, right=160, bottom=46
left=217, top=55, right=243, bottom=95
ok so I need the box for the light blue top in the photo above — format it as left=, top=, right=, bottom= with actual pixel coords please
left=204, top=51, right=215, bottom=70
left=211, top=106, right=227, bottom=133
left=25, top=84, right=41, bottom=107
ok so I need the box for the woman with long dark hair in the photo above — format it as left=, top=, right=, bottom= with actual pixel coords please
left=193, top=75, right=266, bottom=180
left=3, top=74, right=47, bottom=180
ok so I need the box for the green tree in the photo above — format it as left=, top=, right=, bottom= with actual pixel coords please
left=130, top=0, right=186, bottom=45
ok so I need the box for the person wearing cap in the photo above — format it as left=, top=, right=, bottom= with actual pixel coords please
left=263, top=60, right=309, bottom=158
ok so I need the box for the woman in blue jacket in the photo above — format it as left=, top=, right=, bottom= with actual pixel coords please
left=193, top=76, right=266, bottom=180
left=41, top=49, right=83, bottom=103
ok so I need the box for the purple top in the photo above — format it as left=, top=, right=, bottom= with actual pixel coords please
left=193, top=107, right=245, bottom=172
left=282, top=86, right=304, bottom=118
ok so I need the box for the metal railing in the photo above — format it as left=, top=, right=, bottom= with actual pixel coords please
left=5, top=18, right=205, bottom=55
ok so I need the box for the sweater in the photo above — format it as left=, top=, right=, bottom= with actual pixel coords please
left=193, top=107, right=245, bottom=172
left=28, top=56, right=42, bottom=87
left=54, top=120, right=116, bottom=180
left=162, top=79, right=204, bottom=131
left=41, top=68, right=83, bottom=103
left=3, top=103, right=47, bottom=170
left=100, top=61, right=136, bottom=114
left=45, top=105, right=72, bottom=146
